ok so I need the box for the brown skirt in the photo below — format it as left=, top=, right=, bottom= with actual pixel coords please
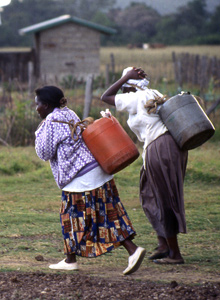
left=140, top=132, right=188, bottom=238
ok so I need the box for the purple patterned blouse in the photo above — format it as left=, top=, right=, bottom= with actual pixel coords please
left=35, top=107, right=96, bottom=189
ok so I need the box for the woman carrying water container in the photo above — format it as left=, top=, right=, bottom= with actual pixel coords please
left=101, top=67, right=188, bottom=264
left=34, top=85, right=146, bottom=275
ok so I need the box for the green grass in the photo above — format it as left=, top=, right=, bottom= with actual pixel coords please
left=1, top=45, right=219, bottom=283
left=0, top=143, right=219, bottom=280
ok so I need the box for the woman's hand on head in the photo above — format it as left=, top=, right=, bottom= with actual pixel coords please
left=125, top=67, right=147, bottom=80
left=101, top=66, right=147, bottom=105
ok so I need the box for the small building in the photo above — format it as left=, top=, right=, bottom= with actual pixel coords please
left=19, top=15, right=116, bottom=83
left=0, top=15, right=116, bottom=84
left=0, top=48, right=34, bottom=83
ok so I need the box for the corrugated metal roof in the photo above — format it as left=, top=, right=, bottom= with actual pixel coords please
left=19, top=15, right=117, bottom=36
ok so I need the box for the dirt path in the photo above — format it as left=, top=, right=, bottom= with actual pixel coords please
left=1, top=260, right=220, bottom=299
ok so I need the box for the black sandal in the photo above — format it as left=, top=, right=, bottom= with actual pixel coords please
left=148, top=247, right=169, bottom=260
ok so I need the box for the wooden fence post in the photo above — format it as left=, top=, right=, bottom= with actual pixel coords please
left=83, top=74, right=93, bottom=119
left=110, top=53, right=115, bottom=82
left=105, top=64, right=110, bottom=88
left=172, top=52, right=182, bottom=88
left=28, top=61, right=34, bottom=96
left=200, top=56, right=208, bottom=91
left=172, top=52, right=220, bottom=92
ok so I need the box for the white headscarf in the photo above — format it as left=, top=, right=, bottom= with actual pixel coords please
left=121, top=67, right=149, bottom=91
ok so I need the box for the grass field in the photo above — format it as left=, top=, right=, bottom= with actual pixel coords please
left=0, top=45, right=220, bottom=286
left=100, top=45, right=220, bottom=77
left=100, top=45, right=220, bottom=97
left=0, top=141, right=219, bottom=281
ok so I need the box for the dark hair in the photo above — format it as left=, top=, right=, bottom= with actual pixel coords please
left=35, top=86, right=67, bottom=108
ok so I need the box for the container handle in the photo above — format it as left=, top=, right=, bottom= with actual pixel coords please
left=52, top=117, right=94, bottom=141
left=144, top=94, right=167, bottom=114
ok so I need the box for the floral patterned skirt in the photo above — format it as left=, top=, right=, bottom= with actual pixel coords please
left=60, top=179, right=136, bottom=257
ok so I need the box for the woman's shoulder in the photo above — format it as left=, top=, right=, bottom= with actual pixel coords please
left=47, top=107, right=80, bottom=122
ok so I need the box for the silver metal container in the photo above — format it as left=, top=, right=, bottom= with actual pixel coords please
left=159, top=92, right=215, bottom=150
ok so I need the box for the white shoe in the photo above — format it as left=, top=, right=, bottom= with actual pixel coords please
left=123, top=247, right=146, bottom=275
left=49, top=259, right=79, bottom=271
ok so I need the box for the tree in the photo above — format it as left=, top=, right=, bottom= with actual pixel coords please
left=174, top=0, right=208, bottom=35
left=208, top=4, right=220, bottom=34
left=91, top=11, right=117, bottom=46
left=0, top=0, right=68, bottom=46
left=70, top=0, right=116, bottom=20
left=153, top=0, right=210, bottom=45
left=198, top=4, right=220, bottom=44
left=108, top=3, right=161, bottom=45
left=0, top=0, right=219, bottom=47
left=0, top=0, right=116, bottom=47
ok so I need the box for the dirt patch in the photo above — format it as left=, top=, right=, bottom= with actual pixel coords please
left=1, top=262, right=220, bottom=299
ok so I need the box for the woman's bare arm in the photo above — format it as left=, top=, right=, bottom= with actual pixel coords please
left=101, top=67, right=146, bottom=106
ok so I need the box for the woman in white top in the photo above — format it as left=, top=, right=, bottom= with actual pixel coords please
left=101, top=67, right=188, bottom=264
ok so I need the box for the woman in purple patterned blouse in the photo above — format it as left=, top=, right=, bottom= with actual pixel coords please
left=34, top=85, right=146, bottom=275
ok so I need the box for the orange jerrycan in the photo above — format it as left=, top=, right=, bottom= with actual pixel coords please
left=82, top=116, right=139, bottom=174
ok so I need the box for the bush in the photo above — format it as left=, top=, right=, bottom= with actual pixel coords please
left=0, top=91, right=39, bottom=146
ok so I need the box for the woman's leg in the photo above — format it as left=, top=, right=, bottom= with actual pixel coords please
left=121, top=238, right=146, bottom=275
left=121, top=238, right=137, bottom=256
left=148, top=235, right=169, bottom=260
left=157, top=236, right=169, bottom=251
left=65, top=253, right=77, bottom=263
left=153, top=235, right=184, bottom=264
left=166, top=235, right=183, bottom=260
